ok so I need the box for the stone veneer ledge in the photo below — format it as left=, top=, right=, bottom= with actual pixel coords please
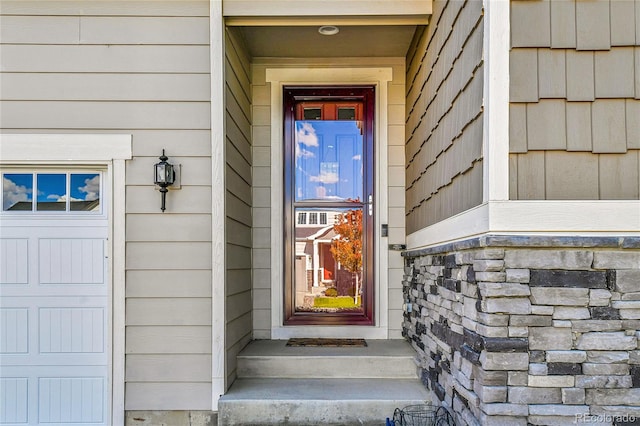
left=403, top=235, right=640, bottom=258
left=401, top=235, right=640, bottom=426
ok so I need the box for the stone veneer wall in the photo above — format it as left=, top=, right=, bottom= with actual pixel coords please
left=402, top=236, right=640, bottom=426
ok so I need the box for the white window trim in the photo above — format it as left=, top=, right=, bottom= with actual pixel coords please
left=0, top=133, right=132, bottom=425
left=266, top=67, right=392, bottom=340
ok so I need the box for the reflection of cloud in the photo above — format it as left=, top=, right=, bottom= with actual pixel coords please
left=352, top=154, right=361, bottom=161
left=315, top=186, right=327, bottom=198
left=78, top=175, right=100, bottom=201
left=2, top=176, right=31, bottom=209
left=296, top=145, right=315, bottom=159
left=296, top=122, right=318, bottom=159
left=49, top=194, right=82, bottom=202
left=310, top=171, right=339, bottom=184
left=296, top=122, right=319, bottom=147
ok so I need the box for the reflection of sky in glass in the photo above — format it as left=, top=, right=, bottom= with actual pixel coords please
left=71, top=174, right=100, bottom=201
left=37, top=174, right=66, bottom=203
left=2, top=174, right=33, bottom=210
left=295, top=121, right=363, bottom=202
left=2, top=173, right=100, bottom=211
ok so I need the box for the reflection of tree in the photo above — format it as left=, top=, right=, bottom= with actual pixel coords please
left=330, top=207, right=363, bottom=303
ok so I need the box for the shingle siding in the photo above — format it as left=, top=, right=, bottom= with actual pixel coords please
left=405, top=0, right=484, bottom=232
left=510, top=0, right=640, bottom=201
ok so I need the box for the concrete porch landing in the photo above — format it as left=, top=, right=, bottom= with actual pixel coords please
left=218, top=339, right=433, bottom=425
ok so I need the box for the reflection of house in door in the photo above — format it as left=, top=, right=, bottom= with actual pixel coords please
left=294, top=209, right=350, bottom=308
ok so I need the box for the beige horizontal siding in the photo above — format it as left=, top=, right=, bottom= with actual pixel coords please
left=126, top=299, right=212, bottom=326
left=1, top=3, right=213, bottom=411
left=126, top=355, right=212, bottom=382
left=1, top=1, right=209, bottom=16
left=126, top=242, right=212, bottom=270
left=1, top=73, right=211, bottom=101
left=0, top=45, right=210, bottom=73
left=225, top=27, right=253, bottom=389
left=126, top=270, right=212, bottom=298
left=126, top=214, right=213, bottom=242
left=0, top=16, right=209, bottom=44
left=405, top=0, right=484, bottom=232
left=0, top=101, right=210, bottom=129
left=126, top=326, right=212, bottom=354
left=125, top=383, right=212, bottom=410
left=510, top=0, right=640, bottom=201
left=227, top=269, right=252, bottom=296
left=126, top=186, right=212, bottom=214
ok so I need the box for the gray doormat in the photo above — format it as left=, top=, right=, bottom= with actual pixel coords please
left=286, top=338, right=367, bottom=347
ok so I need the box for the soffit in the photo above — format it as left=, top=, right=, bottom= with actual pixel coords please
left=235, top=25, right=420, bottom=58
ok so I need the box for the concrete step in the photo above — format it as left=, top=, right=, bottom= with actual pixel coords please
left=218, top=378, right=432, bottom=426
left=237, top=339, right=418, bottom=379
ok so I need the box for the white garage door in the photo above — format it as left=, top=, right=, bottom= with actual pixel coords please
left=0, top=171, right=110, bottom=425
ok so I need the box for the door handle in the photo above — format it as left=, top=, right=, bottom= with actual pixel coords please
left=368, top=194, right=373, bottom=216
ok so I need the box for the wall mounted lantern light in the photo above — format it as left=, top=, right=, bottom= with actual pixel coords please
left=154, top=149, right=175, bottom=212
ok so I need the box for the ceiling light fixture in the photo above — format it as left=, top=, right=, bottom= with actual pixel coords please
left=318, top=25, right=339, bottom=36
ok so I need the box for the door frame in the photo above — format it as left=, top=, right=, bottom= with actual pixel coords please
left=0, top=133, right=131, bottom=425
left=265, top=67, right=392, bottom=339
left=282, top=86, right=375, bottom=326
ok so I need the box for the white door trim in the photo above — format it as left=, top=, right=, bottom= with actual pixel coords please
left=0, top=133, right=132, bottom=425
left=265, top=67, right=392, bottom=339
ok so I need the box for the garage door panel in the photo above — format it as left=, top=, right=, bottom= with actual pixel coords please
left=1, top=367, right=109, bottom=425
left=1, top=298, right=107, bottom=364
left=39, top=239, right=104, bottom=285
left=0, top=377, right=29, bottom=424
left=38, top=377, right=105, bottom=424
left=0, top=238, right=29, bottom=284
left=0, top=308, right=29, bottom=354
left=39, top=307, right=105, bottom=354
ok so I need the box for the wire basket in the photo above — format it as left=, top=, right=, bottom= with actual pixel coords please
left=389, top=404, right=455, bottom=426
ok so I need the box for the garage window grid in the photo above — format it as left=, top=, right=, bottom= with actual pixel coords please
left=2, top=171, right=102, bottom=213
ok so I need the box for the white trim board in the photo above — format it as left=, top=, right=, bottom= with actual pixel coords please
left=407, top=200, right=640, bottom=250
left=210, top=0, right=226, bottom=411
left=266, top=67, right=393, bottom=340
left=482, top=0, right=510, bottom=202
left=0, top=133, right=132, bottom=426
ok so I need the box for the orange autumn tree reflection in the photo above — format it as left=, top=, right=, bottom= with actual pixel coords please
left=330, top=207, right=363, bottom=304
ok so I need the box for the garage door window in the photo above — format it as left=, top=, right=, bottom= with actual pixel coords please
left=2, top=172, right=101, bottom=213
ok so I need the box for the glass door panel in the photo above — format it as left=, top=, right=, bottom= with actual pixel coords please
left=294, top=120, right=363, bottom=202
left=284, top=87, right=375, bottom=325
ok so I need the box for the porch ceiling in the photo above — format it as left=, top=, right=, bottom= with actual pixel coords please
left=234, top=25, right=419, bottom=58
